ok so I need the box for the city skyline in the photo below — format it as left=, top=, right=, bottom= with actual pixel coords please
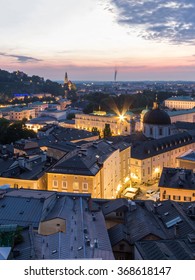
left=1, top=0, right=195, bottom=81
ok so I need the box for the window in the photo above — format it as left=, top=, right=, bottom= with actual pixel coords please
left=148, top=167, right=150, bottom=175
left=163, top=195, right=170, bottom=200
left=82, top=183, right=88, bottom=191
left=159, top=128, right=163, bottom=136
left=62, top=181, right=67, bottom=190
left=73, top=182, right=79, bottom=191
left=184, top=196, right=191, bottom=202
left=173, top=195, right=180, bottom=200
left=150, top=127, right=153, bottom=135
left=53, top=180, right=58, bottom=189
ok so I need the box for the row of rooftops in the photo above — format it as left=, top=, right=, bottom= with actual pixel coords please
left=1, top=128, right=195, bottom=178
left=0, top=188, right=195, bottom=259
left=131, top=130, right=195, bottom=159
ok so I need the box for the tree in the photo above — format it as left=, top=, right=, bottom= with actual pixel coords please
left=103, top=124, right=112, bottom=138
left=92, top=127, right=100, bottom=137
left=66, top=113, right=75, bottom=120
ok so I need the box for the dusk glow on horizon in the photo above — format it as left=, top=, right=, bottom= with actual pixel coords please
left=1, top=0, right=195, bottom=81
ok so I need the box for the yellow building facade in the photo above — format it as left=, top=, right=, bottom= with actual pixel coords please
left=75, top=111, right=134, bottom=136
left=160, top=186, right=195, bottom=202
left=47, top=143, right=130, bottom=199
left=0, top=173, right=47, bottom=190
left=165, top=97, right=195, bottom=109
left=130, top=133, right=195, bottom=184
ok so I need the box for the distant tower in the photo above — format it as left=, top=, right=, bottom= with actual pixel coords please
left=114, top=68, right=117, bottom=82
left=64, top=72, right=69, bottom=98
left=64, top=72, right=68, bottom=84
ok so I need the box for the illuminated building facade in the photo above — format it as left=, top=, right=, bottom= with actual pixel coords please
left=159, top=167, right=195, bottom=202
left=8, top=107, right=35, bottom=121
left=130, top=131, right=195, bottom=184
left=75, top=111, right=135, bottom=136
left=47, top=141, right=131, bottom=199
left=165, top=96, right=195, bottom=109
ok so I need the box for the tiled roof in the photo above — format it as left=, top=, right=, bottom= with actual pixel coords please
left=135, top=239, right=195, bottom=260
left=131, top=131, right=195, bottom=160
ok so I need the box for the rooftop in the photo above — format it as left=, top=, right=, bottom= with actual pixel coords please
left=131, top=131, right=195, bottom=160
left=167, top=96, right=195, bottom=101
left=159, top=167, right=195, bottom=190
left=135, top=239, right=195, bottom=260
left=48, top=140, right=118, bottom=176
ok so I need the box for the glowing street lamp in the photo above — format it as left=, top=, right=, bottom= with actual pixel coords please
left=119, top=114, right=125, bottom=121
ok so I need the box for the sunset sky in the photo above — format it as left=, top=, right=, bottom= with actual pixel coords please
left=1, top=0, right=195, bottom=81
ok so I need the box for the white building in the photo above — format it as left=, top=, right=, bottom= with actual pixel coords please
left=165, top=96, right=195, bottom=109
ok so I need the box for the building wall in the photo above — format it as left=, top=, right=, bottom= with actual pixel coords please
left=26, top=123, right=45, bottom=132
left=130, top=142, right=195, bottom=183
left=160, top=186, right=195, bottom=202
left=9, top=108, right=36, bottom=121
left=178, top=159, right=195, bottom=171
left=143, top=124, right=170, bottom=139
left=75, top=113, right=132, bottom=136
left=165, top=99, right=195, bottom=109
left=46, top=147, right=130, bottom=199
left=170, top=112, right=195, bottom=123
left=71, top=135, right=99, bottom=143
left=46, top=172, right=101, bottom=197
left=120, top=147, right=131, bottom=186
left=0, top=173, right=46, bottom=190
left=28, top=103, right=49, bottom=117
left=100, top=150, right=120, bottom=199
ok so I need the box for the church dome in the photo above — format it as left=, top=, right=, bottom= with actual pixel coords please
left=143, top=108, right=171, bottom=125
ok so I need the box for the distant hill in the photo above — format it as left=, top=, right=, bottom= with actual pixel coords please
left=0, top=69, right=64, bottom=98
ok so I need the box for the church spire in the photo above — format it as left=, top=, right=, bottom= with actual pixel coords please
left=153, top=94, right=159, bottom=109
left=64, top=72, right=68, bottom=84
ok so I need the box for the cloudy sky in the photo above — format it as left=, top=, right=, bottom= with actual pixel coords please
left=1, top=0, right=195, bottom=81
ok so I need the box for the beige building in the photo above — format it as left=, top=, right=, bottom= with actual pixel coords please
left=130, top=131, right=195, bottom=184
left=28, top=102, right=49, bottom=117
left=46, top=141, right=131, bottom=199
left=9, top=107, right=35, bottom=121
left=167, top=109, right=195, bottom=123
left=75, top=111, right=135, bottom=136
left=165, top=96, right=195, bottom=109
left=177, top=150, right=195, bottom=171
left=159, top=167, right=195, bottom=202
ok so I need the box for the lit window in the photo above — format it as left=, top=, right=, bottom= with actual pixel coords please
left=173, top=195, right=180, bottom=201
left=73, top=182, right=79, bottom=190
left=184, top=196, right=191, bottom=202
left=82, top=183, right=88, bottom=191
left=53, top=180, right=58, bottom=189
left=62, top=181, right=67, bottom=190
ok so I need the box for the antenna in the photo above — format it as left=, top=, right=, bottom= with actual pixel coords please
left=114, top=68, right=117, bottom=82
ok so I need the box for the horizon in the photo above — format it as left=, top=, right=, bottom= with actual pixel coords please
left=1, top=0, right=195, bottom=81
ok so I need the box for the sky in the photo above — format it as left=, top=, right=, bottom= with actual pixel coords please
left=1, top=0, right=195, bottom=81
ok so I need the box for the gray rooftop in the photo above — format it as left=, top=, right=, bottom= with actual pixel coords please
left=159, top=167, right=195, bottom=190
left=135, top=239, right=195, bottom=260
left=49, top=140, right=117, bottom=176
left=131, top=131, right=195, bottom=160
